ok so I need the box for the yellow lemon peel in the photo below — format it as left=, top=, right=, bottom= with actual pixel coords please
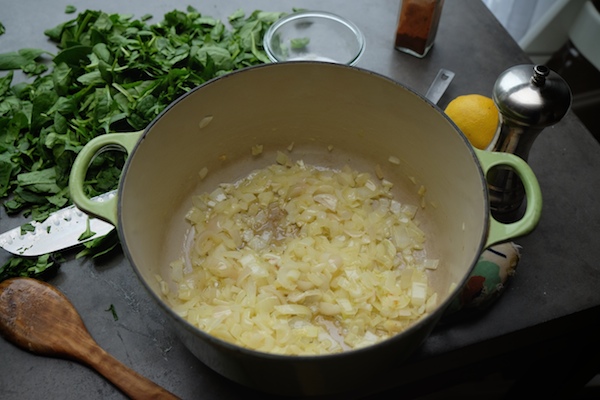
left=444, top=94, right=499, bottom=150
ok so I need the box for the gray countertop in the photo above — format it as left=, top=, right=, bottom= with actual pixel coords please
left=1, top=1, right=600, bottom=399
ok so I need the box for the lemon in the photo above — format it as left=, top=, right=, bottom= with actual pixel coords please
left=444, top=94, right=499, bottom=150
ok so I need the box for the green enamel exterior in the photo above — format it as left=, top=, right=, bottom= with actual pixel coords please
left=69, top=131, right=143, bottom=226
left=475, top=148, right=543, bottom=247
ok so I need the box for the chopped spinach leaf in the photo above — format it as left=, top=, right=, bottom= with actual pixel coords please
left=75, top=228, right=119, bottom=260
left=0, top=254, right=61, bottom=282
left=0, top=7, right=287, bottom=281
left=105, top=304, right=119, bottom=321
left=77, top=217, right=96, bottom=241
left=20, top=222, right=35, bottom=235
left=291, top=37, right=310, bottom=49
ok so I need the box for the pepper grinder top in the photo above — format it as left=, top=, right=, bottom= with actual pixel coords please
left=491, top=64, right=572, bottom=159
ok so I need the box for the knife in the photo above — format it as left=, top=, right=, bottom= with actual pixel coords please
left=0, top=191, right=116, bottom=257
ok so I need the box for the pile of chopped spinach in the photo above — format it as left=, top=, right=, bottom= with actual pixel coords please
left=0, top=6, right=286, bottom=280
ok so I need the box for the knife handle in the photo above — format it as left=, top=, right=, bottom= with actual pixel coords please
left=69, top=131, right=143, bottom=226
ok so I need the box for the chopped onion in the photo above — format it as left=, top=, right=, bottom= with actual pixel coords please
left=388, top=155, right=401, bottom=165
left=251, top=144, right=263, bottom=156
left=164, top=157, right=438, bottom=355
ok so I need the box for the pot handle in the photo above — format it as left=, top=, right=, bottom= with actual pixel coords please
left=474, top=148, right=543, bottom=248
left=69, top=131, right=143, bottom=226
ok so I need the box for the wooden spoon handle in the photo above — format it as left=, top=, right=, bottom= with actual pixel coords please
left=78, top=341, right=180, bottom=400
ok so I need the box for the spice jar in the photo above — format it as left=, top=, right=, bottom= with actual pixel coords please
left=394, top=0, right=445, bottom=58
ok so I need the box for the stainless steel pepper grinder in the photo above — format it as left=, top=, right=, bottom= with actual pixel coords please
left=488, top=64, right=572, bottom=222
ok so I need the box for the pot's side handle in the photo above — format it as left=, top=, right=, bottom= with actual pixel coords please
left=475, top=149, right=543, bottom=247
left=69, top=132, right=143, bottom=226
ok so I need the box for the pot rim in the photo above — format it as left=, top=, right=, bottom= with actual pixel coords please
left=116, top=61, right=490, bottom=360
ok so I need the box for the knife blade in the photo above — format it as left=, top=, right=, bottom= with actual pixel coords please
left=0, top=191, right=116, bottom=257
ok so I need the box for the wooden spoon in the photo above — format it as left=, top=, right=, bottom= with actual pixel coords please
left=0, top=277, right=179, bottom=399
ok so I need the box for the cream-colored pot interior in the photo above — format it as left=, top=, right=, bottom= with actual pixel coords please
left=119, top=62, right=487, bottom=312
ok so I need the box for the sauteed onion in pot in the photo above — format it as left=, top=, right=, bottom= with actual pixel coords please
left=160, top=155, right=439, bottom=355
